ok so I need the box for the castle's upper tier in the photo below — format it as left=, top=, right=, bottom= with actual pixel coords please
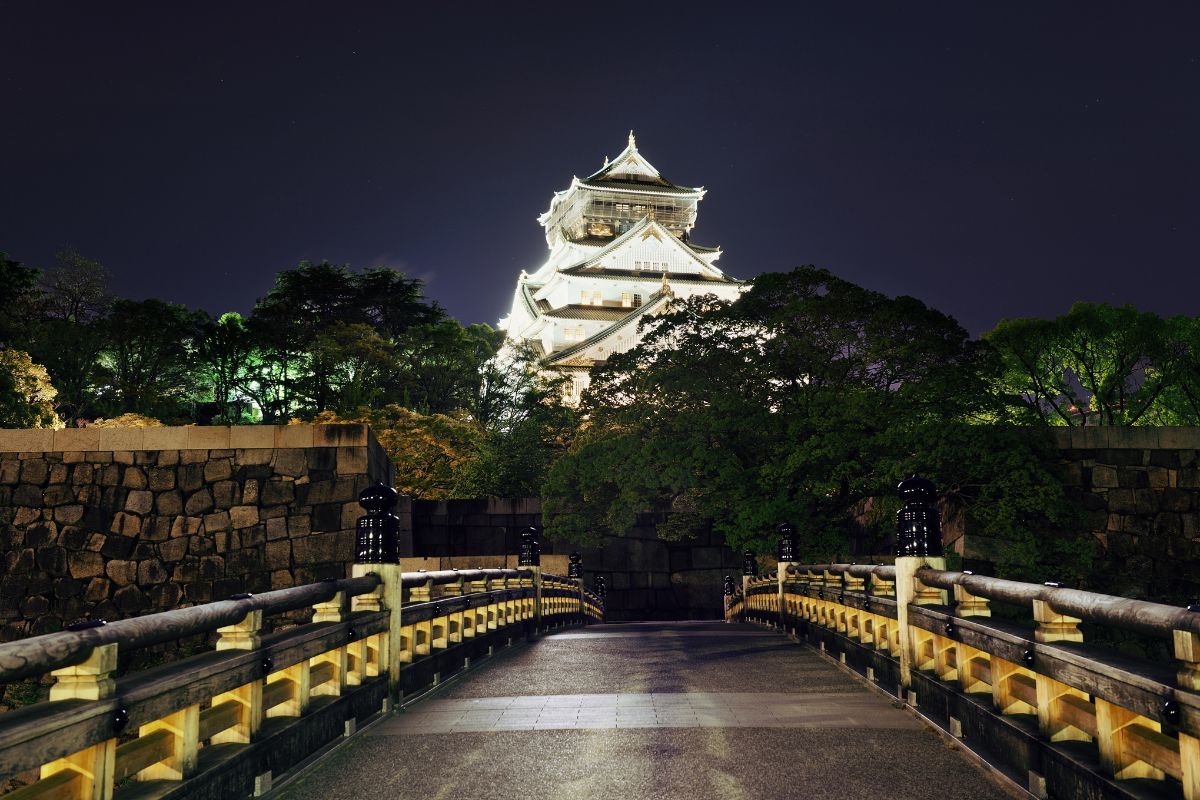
left=537, top=132, right=706, bottom=248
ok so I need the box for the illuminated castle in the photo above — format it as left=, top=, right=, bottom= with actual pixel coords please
left=498, top=133, right=742, bottom=401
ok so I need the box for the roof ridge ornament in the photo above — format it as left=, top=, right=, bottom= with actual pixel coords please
left=628, top=130, right=637, bottom=150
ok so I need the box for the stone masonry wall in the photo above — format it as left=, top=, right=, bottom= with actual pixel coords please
left=413, top=498, right=741, bottom=620
left=0, top=424, right=398, bottom=642
left=957, top=427, right=1200, bottom=603
left=1052, top=427, right=1200, bottom=602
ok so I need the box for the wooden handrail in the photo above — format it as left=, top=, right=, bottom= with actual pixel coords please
left=913, top=568, right=1200, bottom=638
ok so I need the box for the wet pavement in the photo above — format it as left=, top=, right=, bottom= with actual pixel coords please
left=273, top=621, right=1018, bottom=800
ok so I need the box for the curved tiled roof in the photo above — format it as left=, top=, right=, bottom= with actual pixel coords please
left=544, top=305, right=634, bottom=322
left=545, top=290, right=671, bottom=364
left=560, top=266, right=738, bottom=284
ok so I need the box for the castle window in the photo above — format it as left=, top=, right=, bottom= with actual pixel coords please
left=633, top=294, right=642, bottom=308
left=592, top=291, right=602, bottom=305
left=621, top=292, right=632, bottom=308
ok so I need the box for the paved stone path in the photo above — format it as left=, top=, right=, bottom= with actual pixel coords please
left=274, top=621, right=1017, bottom=800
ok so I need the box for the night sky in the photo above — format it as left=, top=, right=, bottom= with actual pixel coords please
left=3, top=4, right=1197, bottom=335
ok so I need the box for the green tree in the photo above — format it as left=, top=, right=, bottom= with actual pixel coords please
left=0, top=252, right=42, bottom=348
left=544, top=268, right=1079, bottom=580
left=247, top=261, right=453, bottom=418
left=23, top=249, right=113, bottom=424
left=1148, top=316, right=1200, bottom=425
left=0, top=349, right=59, bottom=428
left=983, top=303, right=1172, bottom=426
left=454, top=342, right=574, bottom=497
left=195, top=312, right=257, bottom=423
left=96, top=299, right=205, bottom=421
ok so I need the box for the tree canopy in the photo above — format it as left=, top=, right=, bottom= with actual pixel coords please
left=543, top=268, right=1087, bottom=580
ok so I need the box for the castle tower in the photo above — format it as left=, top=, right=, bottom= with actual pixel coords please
left=498, top=134, right=742, bottom=401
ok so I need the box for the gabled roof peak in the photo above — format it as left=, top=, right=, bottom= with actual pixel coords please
left=587, top=133, right=661, bottom=182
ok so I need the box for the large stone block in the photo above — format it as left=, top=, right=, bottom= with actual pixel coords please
left=313, top=424, right=368, bottom=447
left=0, top=429, right=54, bottom=452
left=107, top=559, right=137, bottom=585
left=70, top=463, right=94, bottom=485
left=68, top=551, right=104, bottom=579
left=97, top=428, right=143, bottom=452
left=100, top=533, right=136, bottom=559
left=184, top=488, right=214, bottom=515
left=156, top=490, right=183, bottom=516
left=138, top=559, right=168, bottom=585
left=125, top=490, right=153, bottom=515
left=212, top=479, right=238, bottom=508
left=47, top=463, right=68, bottom=484
left=20, top=459, right=49, bottom=485
left=275, top=426, right=314, bottom=449
left=230, top=505, right=259, bottom=529
left=43, top=484, right=75, bottom=507
left=177, top=463, right=204, bottom=493
left=200, top=510, right=228, bottom=534
left=229, top=426, right=274, bottom=449
left=272, top=449, right=307, bottom=478
left=265, top=540, right=291, bottom=570
left=185, top=426, right=230, bottom=449
left=52, top=428, right=100, bottom=452
left=1091, top=465, right=1118, bottom=488
left=262, top=478, right=295, bottom=505
left=159, top=537, right=187, bottom=562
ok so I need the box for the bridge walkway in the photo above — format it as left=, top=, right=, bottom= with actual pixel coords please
left=275, top=621, right=1016, bottom=800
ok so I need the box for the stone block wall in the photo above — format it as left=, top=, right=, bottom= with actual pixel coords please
left=1050, top=427, right=1200, bottom=602
left=0, top=424, right=398, bottom=641
left=413, top=499, right=741, bottom=620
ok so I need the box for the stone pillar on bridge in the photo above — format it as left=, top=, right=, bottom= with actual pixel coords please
left=519, top=526, right=542, bottom=633
left=742, top=550, right=757, bottom=614
left=568, top=552, right=584, bottom=621
left=723, top=575, right=736, bottom=622
left=776, top=523, right=797, bottom=633
left=893, top=475, right=946, bottom=701
left=351, top=483, right=404, bottom=705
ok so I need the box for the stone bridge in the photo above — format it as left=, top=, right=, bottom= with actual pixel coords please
left=0, top=480, right=1198, bottom=800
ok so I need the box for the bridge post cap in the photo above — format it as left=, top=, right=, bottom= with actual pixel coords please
left=897, top=474, right=936, bottom=504
left=358, top=483, right=398, bottom=513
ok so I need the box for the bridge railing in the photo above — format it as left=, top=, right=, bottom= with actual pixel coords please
left=726, top=510, right=1200, bottom=799
left=0, top=488, right=603, bottom=800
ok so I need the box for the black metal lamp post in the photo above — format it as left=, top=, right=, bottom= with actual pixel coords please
left=355, top=484, right=400, bottom=564
left=777, top=523, right=797, bottom=563
left=518, top=526, right=541, bottom=567
left=895, top=475, right=943, bottom=558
